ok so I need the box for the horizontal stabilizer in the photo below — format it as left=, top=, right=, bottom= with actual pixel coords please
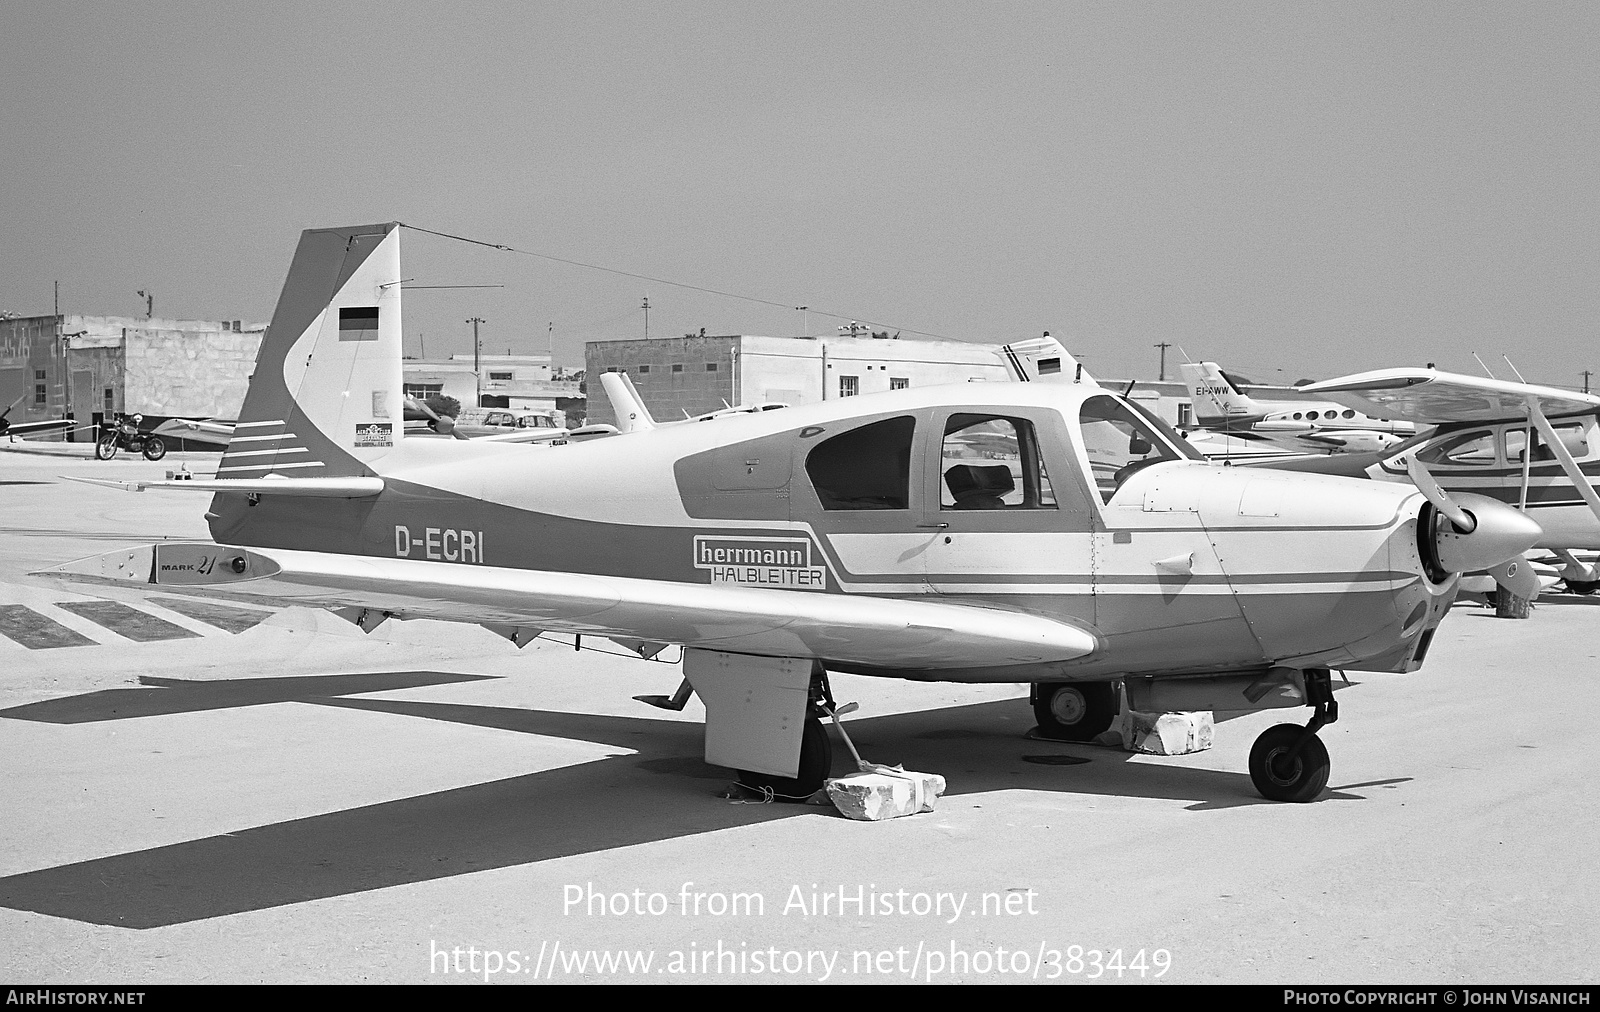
left=62, top=475, right=384, bottom=497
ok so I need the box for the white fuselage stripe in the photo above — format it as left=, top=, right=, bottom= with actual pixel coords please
left=216, top=461, right=327, bottom=472
left=221, top=447, right=309, bottom=458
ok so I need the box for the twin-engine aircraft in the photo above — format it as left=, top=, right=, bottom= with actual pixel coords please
left=1260, top=367, right=1600, bottom=594
left=47, top=223, right=1542, bottom=805
left=1180, top=361, right=1414, bottom=454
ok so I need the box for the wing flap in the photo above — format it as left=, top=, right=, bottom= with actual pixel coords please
left=38, top=543, right=1098, bottom=670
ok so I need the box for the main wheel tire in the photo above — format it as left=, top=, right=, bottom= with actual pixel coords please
left=1032, top=681, right=1117, bottom=742
left=736, top=715, right=832, bottom=802
left=1565, top=578, right=1600, bottom=596
left=141, top=436, right=167, bottom=461
left=1248, top=723, right=1330, bottom=803
left=94, top=435, right=118, bottom=460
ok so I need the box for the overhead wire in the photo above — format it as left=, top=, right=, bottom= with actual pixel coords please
left=398, top=221, right=954, bottom=341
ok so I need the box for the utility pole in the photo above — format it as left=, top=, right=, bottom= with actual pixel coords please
left=1153, top=341, right=1172, bottom=382
left=466, top=317, right=485, bottom=406
left=641, top=296, right=650, bottom=340
left=1584, top=369, right=1594, bottom=395
left=796, top=306, right=808, bottom=336
left=137, top=290, right=153, bottom=319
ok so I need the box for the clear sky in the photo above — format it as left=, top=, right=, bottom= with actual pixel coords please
left=4, top=2, right=1597, bottom=385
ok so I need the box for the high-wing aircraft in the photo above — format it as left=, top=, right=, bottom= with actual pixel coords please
left=1180, top=361, right=1415, bottom=450
left=44, top=223, right=1543, bottom=806
left=0, top=395, right=73, bottom=439
left=1258, top=367, right=1600, bottom=593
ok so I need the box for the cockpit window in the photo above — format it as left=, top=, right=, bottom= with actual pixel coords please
left=1510, top=421, right=1595, bottom=464
left=940, top=414, right=1056, bottom=510
left=1418, top=430, right=1496, bottom=467
left=805, top=415, right=914, bottom=510
left=1079, top=395, right=1183, bottom=503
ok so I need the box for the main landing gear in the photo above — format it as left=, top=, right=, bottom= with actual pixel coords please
left=1248, top=668, right=1337, bottom=803
left=1031, top=681, right=1118, bottom=742
left=734, top=663, right=835, bottom=802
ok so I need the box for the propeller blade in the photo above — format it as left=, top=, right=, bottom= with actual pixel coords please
left=1404, top=455, right=1475, bottom=532
left=1488, top=557, right=1541, bottom=600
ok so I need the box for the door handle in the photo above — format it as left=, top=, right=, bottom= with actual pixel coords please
left=916, top=522, right=949, bottom=529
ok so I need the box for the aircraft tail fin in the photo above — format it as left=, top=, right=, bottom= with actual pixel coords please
left=1000, top=334, right=1101, bottom=387
left=221, top=223, right=404, bottom=479
left=1179, top=361, right=1262, bottom=425
left=600, top=371, right=657, bottom=432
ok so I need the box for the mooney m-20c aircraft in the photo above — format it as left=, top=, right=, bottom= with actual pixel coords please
left=47, top=223, right=1543, bottom=804
left=1259, top=368, right=1600, bottom=594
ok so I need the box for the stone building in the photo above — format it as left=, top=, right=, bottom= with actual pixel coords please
left=0, top=314, right=265, bottom=441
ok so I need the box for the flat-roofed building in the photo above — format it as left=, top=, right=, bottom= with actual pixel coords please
left=584, top=334, right=1012, bottom=427
left=401, top=353, right=584, bottom=425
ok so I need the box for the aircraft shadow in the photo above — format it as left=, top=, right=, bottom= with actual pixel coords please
left=0, top=672, right=1376, bottom=929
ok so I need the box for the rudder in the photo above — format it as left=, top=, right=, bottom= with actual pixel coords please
left=222, top=222, right=403, bottom=478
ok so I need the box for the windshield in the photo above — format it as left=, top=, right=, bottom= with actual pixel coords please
left=1079, top=395, right=1185, bottom=503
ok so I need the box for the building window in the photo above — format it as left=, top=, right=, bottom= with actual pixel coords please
left=890, top=377, right=909, bottom=390
left=637, top=365, right=650, bottom=373
left=488, top=371, right=513, bottom=381
left=1176, top=403, right=1192, bottom=428
left=35, top=370, right=46, bottom=380
left=705, top=362, right=718, bottom=371
left=35, top=384, right=46, bottom=405
left=671, top=364, right=684, bottom=373
left=839, top=375, right=859, bottom=397
left=403, top=383, right=443, bottom=398
left=104, top=388, right=114, bottom=409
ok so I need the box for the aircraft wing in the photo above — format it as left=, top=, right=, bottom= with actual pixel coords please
left=1300, top=368, right=1600, bottom=424
left=150, top=418, right=235, bottom=446
left=63, top=475, right=384, bottom=496
left=39, top=542, right=1098, bottom=671
left=3, top=418, right=75, bottom=437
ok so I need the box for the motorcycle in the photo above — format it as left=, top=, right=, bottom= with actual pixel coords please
left=95, top=415, right=166, bottom=461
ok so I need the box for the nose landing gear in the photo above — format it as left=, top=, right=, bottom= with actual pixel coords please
left=1248, top=668, right=1337, bottom=803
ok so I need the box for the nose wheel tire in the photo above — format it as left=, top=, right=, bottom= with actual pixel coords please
left=94, top=435, right=118, bottom=460
left=1565, top=578, right=1599, bottom=596
left=1032, top=681, right=1117, bottom=742
left=736, top=715, right=832, bottom=803
left=1248, top=724, right=1330, bottom=803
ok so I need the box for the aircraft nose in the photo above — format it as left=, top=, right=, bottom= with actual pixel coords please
left=1430, top=493, right=1543, bottom=574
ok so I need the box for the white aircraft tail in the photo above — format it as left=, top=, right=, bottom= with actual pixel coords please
left=999, top=335, right=1100, bottom=387
left=222, top=222, right=404, bottom=478
left=600, top=371, right=657, bottom=433
left=1179, top=361, right=1262, bottom=424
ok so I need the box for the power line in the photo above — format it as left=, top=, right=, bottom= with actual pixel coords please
left=398, top=221, right=955, bottom=341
